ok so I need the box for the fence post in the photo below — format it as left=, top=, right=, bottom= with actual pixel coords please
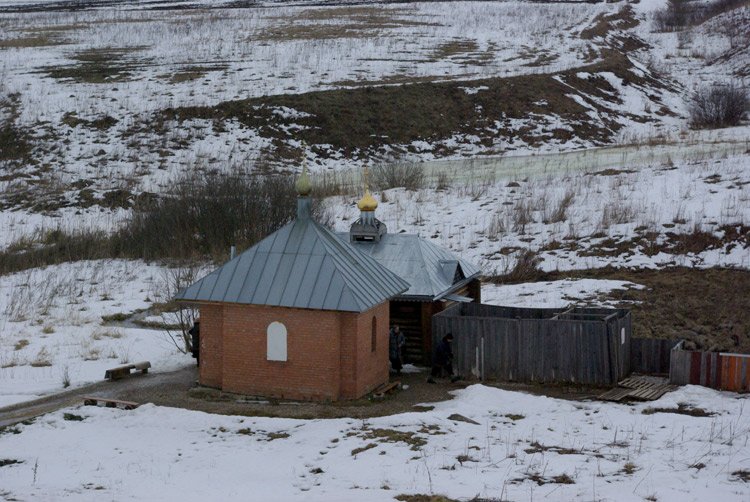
left=481, top=336, right=485, bottom=381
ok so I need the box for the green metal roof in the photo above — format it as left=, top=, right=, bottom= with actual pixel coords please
left=175, top=200, right=410, bottom=313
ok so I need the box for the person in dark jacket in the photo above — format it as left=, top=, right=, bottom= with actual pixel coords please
left=189, top=320, right=200, bottom=365
left=389, top=325, right=405, bottom=374
left=428, top=333, right=456, bottom=383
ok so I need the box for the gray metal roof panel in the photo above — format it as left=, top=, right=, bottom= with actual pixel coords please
left=214, top=255, right=242, bottom=302
left=307, top=256, right=336, bottom=310
left=265, top=253, right=296, bottom=305
left=319, top=226, right=409, bottom=310
left=336, top=232, right=481, bottom=299
left=223, top=251, right=256, bottom=303
left=292, top=253, right=325, bottom=308
left=279, top=253, right=312, bottom=308
left=250, top=252, right=282, bottom=305
left=175, top=210, right=409, bottom=312
left=238, top=249, right=268, bottom=302
left=322, top=273, right=346, bottom=310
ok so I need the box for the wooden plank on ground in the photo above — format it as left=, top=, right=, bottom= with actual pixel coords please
left=597, top=375, right=675, bottom=402
left=373, top=381, right=400, bottom=398
left=82, top=396, right=140, bottom=410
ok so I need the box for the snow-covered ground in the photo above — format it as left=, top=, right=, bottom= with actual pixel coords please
left=329, top=151, right=750, bottom=274
left=0, top=1, right=607, bottom=123
left=482, top=278, right=645, bottom=308
left=0, top=260, right=190, bottom=408
left=0, top=384, right=748, bottom=501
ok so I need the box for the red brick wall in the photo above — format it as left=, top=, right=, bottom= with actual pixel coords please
left=198, top=304, right=223, bottom=388
left=220, top=304, right=342, bottom=401
left=344, top=302, right=389, bottom=399
left=197, top=301, right=391, bottom=401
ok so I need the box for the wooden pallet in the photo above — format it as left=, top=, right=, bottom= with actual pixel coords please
left=372, top=381, right=400, bottom=399
left=599, top=375, right=677, bottom=402
left=82, top=396, right=140, bottom=410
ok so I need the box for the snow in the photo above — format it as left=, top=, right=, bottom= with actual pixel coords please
left=0, top=384, right=747, bottom=500
left=482, top=278, right=645, bottom=308
left=0, top=260, right=191, bottom=408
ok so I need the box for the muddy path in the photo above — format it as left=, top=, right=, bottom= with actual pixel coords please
left=0, top=365, right=195, bottom=428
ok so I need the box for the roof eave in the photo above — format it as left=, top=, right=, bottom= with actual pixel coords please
left=433, top=273, right=481, bottom=301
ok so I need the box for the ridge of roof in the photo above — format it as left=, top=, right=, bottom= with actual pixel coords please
left=175, top=215, right=409, bottom=313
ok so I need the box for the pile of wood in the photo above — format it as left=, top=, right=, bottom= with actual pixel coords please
left=598, top=375, right=677, bottom=402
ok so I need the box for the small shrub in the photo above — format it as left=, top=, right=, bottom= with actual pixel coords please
left=512, top=200, right=534, bottom=233
left=498, top=250, right=543, bottom=283
left=689, top=83, right=748, bottom=129
left=547, top=189, right=575, bottom=224
left=91, top=328, right=123, bottom=340
left=351, top=443, right=378, bottom=456
left=61, top=365, right=70, bottom=388
left=30, top=347, right=52, bottom=367
left=63, top=413, right=84, bottom=421
left=13, top=339, right=29, bottom=351
left=435, top=171, right=451, bottom=190
left=41, top=325, right=55, bottom=334
left=371, top=161, right=425, bottom=191
left=622, top=462, right=637, bottom=474
left=101, top=312, right=129, bottom=323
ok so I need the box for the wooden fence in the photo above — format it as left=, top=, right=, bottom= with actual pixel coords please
left=669, top=341, right=750, bottom=392
left=630, top=338, right=680, bottom=375
left=432, top=303, right=631, bottom=386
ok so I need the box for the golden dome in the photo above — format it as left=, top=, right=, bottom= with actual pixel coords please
left=357, top=189, right=378, bottom=211
left=295, top=163, right=312, bottom=196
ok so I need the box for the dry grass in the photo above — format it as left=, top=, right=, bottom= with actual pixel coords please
left=13, top=339, right=29, bottom=351
left=155, top=49, right=651, bottom=160
left=30, top=347, right=52, bottom=367
left=43, top=47, right=147, bottom=84
left=427, top=39, right=495, bottom=66
left=259, top=6, right=433, bottom=42
left=543, top=267, right=750, bottom=353
left=161, top=64, right=228, bottom=84
left=0, top=33, right=69, bottom=48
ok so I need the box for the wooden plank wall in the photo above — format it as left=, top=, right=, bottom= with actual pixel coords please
left=433, top=303, right=630, bottom=385
left=630, top=338, right=680, bottom=375
left=670, top=344, right=750, bottom=392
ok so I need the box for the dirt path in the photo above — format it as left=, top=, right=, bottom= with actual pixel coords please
left=1, top=365, right=604, bottom=426
left=0, top=365, right=196, bottom=428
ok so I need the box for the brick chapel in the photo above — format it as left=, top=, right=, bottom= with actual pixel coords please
left=176, top=165, right=480, bottom=401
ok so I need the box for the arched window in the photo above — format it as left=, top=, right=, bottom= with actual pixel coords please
left=371, top=316, right=377, bottom=352
left=267, top=321, right=287, bottom=361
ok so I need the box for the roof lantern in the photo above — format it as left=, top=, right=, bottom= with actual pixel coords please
left=350, top=167, right=387, bottom=243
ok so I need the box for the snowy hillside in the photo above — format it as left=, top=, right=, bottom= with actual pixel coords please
left=0, top=0, right=748, bottom=500
left=0, top=0, right=745, bottom=211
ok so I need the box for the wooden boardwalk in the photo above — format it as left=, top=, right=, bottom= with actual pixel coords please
left=599, top=375, right=677, bottom=402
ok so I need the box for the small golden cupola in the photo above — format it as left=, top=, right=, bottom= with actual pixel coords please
left=357, top=189, right=378, bottom=212
left=350, top=168, right=387, bottom=243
